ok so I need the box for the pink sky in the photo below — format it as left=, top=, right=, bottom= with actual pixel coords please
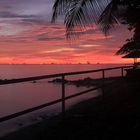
left=0, top=0, right=133, bottom=64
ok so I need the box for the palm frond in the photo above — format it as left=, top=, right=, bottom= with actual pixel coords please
left=64, top=0, right=92, bottom=38
left=52, top=0, right=110, bottom=38
left=64, top=0, right=109, bottom=38
left=98, top=0, right=121, bottom=35
left=116, top=40, right=140, bottom=55
left=51, top=0, right=71, bottom=23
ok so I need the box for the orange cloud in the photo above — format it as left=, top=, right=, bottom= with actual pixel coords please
left=0, top=22, right=133, bottom=64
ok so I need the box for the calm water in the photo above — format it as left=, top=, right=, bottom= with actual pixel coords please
left=0, top=64, right=129, bottom=136
left=0, top=64, right=127, bottom=79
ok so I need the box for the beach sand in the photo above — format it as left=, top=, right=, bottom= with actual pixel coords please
left=1, top=77, right=140, bottom=140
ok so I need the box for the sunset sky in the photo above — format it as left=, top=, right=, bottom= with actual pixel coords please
left=0, top=0, right=133, bottom=64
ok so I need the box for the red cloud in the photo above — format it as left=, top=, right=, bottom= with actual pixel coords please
left=0, top=22, right=133, bottom=64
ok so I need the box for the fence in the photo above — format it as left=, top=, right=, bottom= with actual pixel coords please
left=0, top=65, right=133, bottom=123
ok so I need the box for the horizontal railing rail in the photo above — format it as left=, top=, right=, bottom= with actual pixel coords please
left=0, top=66, right=132, bottom=85
left=0, top=86, right=101, bottom=122
left=0, top=65, right=133, bottom=123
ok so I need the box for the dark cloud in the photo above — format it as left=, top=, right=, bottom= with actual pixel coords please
left=21, top=18, right=49, bottom=26
left=0, top=11, right=36, bottom=18
left=0, top=0, right=53, bottom=8
left=0, top=0, right=53, bottom=23
left=70, top=28, right=97, bottom=36
left=37, top=33, right=64, bottom=41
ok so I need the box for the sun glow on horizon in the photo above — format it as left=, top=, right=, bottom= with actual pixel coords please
left=0, top=1, right=134, bottom=64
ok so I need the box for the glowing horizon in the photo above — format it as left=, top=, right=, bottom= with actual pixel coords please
left=0, top=0, right=133, bottom=64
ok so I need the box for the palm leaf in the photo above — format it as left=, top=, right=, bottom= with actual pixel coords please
left=52, top=0, right=110, bottom=38
left=51, top=0, right=71, bottom=23
left=98, top=0, right=121, bottom=35
left=116, top=40, right=140, bottom=55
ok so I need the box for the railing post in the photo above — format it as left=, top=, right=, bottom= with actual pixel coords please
left=61, top=75, right=65, bottom=118
left=101, top=70, right=105, bottom=114
left=121, top=67, right=124, bottom=77
left=102, top=70, right=105, bottom=101
left=102, top=70, right=105, bottom=79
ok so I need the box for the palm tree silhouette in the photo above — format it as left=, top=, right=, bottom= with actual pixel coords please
left=52, top=0, right=140, bottom=42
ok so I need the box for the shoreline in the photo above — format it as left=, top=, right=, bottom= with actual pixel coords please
left=2, top=76, right=140, bottom=139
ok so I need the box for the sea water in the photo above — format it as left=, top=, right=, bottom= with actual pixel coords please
left=0, top=64, right=128, bottom=136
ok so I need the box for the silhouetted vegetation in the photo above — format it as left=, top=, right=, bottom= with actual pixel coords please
left=52, top=0, right=140, bottom=54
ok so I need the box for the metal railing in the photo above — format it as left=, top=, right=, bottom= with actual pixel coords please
left=0, top=65, right=133, bottom=123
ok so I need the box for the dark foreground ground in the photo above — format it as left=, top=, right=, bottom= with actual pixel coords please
left=1, top=77, right=140, bottom=140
